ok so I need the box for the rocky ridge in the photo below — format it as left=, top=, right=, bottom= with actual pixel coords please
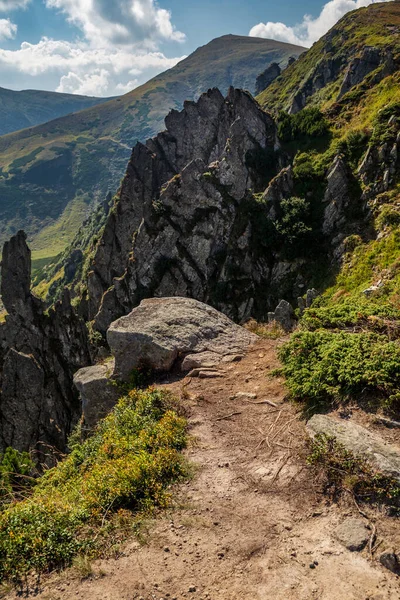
left=255, top=62, right=282, bottom=95
left=257, top=4, right=400, bottom=115
left=85, top=87, right=365, bottom=336
left=0, top=231, right=91, bottom=457
left=86, top=87, right=282, bottom=333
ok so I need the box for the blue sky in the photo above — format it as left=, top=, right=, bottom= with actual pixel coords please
left=0, top=0, right=394, bottom=96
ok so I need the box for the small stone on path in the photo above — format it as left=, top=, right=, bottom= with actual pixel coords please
left=334, top=518, right=370, bottom=552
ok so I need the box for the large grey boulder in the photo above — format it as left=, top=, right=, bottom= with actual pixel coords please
left=107, top=297, right=257, bottom=380
left=73, top=361, right=121, bottom=430
left=307, top=415, right=400, bottom=482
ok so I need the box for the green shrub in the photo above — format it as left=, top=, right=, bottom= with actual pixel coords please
left=376, top=205, right=400, bottom=230
left=0, top=388, right=187, bottom=583
left=333, top=129, right=370, bottom=169
left=292, top=152, right=327, bottom=203
left=278, top=330, right=400, bottom=406
left=275, top=196, right=312, bottom=250
left=278, top=108, right=330, bottom=142
left=301, top=298, right=400, bottom=331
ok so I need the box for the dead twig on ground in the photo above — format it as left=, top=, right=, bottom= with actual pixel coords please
left=214, top=411, right=242, bottom=422
left=270, top=453, right=291, bottom=485
left=270, top=415, right=299, bottom=444
left=368, top=524, right=377, bottom=559
left=372, top=539, right=383, bottom=555
left=243, top=399, right=279, bottom=408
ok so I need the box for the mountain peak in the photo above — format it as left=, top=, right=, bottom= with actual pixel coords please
left=0, top=34, right=304, bottom=260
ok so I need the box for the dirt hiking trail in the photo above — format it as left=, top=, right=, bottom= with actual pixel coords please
left=7, top=339, right=400, bottom=600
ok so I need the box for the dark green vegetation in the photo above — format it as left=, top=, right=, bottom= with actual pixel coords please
left=279, top=331, right=400, bottom=414
left=0, top=35, right=305, bottom=262
left=0, top=87, right=114, bottom=137
left=308, top=434, right=400, bottom=511
left=277, top=108, right=330, bottom=143
left=0, top=388, right=187, bottom=583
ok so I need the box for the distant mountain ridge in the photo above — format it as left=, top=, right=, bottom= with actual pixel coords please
left=0, top=34, right=305, bottom=262
left=0, top=87, right=114, bottom=136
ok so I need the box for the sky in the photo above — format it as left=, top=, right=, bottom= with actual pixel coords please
left=0, top=0, right=394, bottom=97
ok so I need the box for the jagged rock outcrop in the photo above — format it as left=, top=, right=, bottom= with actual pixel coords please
left=338, top=46, right=394, bottom=99
left=1, top=232, right=32, bottom=317
left=298, top=288, right=319, bottom=314
left=289, top=56, right=344, bottom=113
left=322, top=155, right=366, bottom=259
left=323, top=156, right=353, bottom=236
left=288, top=45, right=394, bottom=114
left=359, top=114, right=400, bottom=199
left=87, top=88, right=285, bottom=334
left=0, top=231, right=91, bottom=458
left=262, top=165, right=294, bottom=220
left=268, top=299, right=295, bottom=331
left=255, top=62, right=281, bottom=95
left=85, top=87, right=363, bottom=335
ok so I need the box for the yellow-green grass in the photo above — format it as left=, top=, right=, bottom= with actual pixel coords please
left=30, top=196, right=90, bottom=259
left=0, top=388, right=187, bottom=583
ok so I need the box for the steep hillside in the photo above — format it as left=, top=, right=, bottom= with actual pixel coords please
left=0, top=35, right=304, bottom=264
left=0, top=87, right=114, bottom=136
left=258, top=1, right=400, bottom=114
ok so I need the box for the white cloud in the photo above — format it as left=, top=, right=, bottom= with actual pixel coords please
left=115, top=78, right=139, bottom=93
left=250, top=0, right=395, bottom=47
left=57, top=68, right=110, bottom=95
left=0, top=36, right=185, bottom=95
left=0, top=0, right=30, bottom=10
left=45, top=0, right=185, bottom=47
left=0, top=0, right=186, bottom=96
left=0, top=18, right=16, bottom=40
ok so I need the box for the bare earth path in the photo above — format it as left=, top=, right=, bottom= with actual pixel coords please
left=7, top=339, right=400, bottom=600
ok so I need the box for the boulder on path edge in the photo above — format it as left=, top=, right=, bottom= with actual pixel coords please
left=107, top=297, right=257, bottom=380
left=307, top=414, right=400, bottom=483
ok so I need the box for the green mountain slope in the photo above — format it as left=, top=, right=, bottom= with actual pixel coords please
left=0, top=87, right=114, bottom=137
left=255, top=2, right=400, bottom=417
left=257, top=1, right=400, bottom=114
left=0, top=35, right=305, bottom=262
